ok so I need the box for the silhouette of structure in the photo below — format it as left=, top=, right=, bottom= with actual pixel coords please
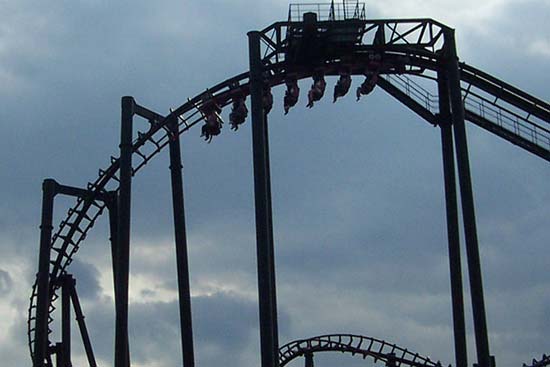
left=29, top=2, right=549, bottom=367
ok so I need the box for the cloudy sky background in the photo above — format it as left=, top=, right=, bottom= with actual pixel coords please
left=0, top=0, right=549, bottom=367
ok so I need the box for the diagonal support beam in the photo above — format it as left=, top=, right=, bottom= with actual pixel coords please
left=60, top=275, right=71, bottom=367
left=69, top=277, right=98, bottom=367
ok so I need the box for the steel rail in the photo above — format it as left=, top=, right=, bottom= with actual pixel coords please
left=460, top=63, right=550, bottom=123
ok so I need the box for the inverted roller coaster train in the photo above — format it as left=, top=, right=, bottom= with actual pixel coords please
left=28, top=2, right=549, bottom=367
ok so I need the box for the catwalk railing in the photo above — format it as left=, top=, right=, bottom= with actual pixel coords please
left=383, top=68, right=550, bottom=161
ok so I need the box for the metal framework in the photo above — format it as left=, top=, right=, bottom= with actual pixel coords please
left=29, top=3, right=549, bottom=367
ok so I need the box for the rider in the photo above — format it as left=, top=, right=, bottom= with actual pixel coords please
left=200, top=96, right=223, bottom=142
left=307, top=70, right=326, bottom=108
left=284, top=76, right=300, bottom=114
left=263, top=84, right=274, bottom=114
left=356, top=70, right=379, bottom=101
left=333, top=69, right=352, bottom=102
left=229, top=87, right=248, bottom=131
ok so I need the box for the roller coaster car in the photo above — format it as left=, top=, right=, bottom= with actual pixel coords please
left=285, top=12, right=366, bottom=66
left=333, top=70, right=352, bottom=102
left=307, top=70, right=327, bottom=108
left=356, top=71, right=378, bottom=101
left=200, top=97, right=223, bottom=142
left=229, top=92, right=248, bottom=131
left=284, top=76, right=300, bottom=114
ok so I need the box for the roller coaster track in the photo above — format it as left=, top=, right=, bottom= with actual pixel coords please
left=278, top=334, right=442, bottom=367
left=383, top=64, right=550, bottom=161
left=28, top=15, right=549, bottom=365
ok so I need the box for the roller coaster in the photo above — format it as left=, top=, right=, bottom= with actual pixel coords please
left=28, top=2, right=549, bottom=367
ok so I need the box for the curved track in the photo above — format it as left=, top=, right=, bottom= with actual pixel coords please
left=278, top=334, right=442, bottom=367
left=28, top=17, right=550, bottom=363
left=525, top=354, right=550, bottom=367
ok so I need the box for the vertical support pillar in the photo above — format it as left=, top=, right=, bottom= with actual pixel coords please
left=55, top=343, right=63, bottom=367
left=386, top=354, right=397, bottom=367
left=304, top=352, right=314, bottom=367
left=264, top=110, right=279, bottom=355
left=70, top=279, right=98, bottom=367
left=34, top=178, right=57, bottom=367
left=248, top=31, right=279, bottom=367
left=61, top=275, right=72, bottom=367
left=107, top=193, right=130, bottom=367
left=445, top=29, right=492, bottom=367
left=438, top=72, right=468, bottom=367
left=107, top=192, right=119, bottom=295
left=168, top=117, right=196, bottom=367
left=115, top=96, right=134, bottom=367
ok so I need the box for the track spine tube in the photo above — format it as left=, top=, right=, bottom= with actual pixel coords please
left=437, top=71, right=468, bottom=367
left=248, top=30, right=279, bottom=367
left=34, top=178, right=57, bottom=367
left=168, top=117, right=196, bottom=367
left=115, top=96, right=134, bottom=367
left=444, top=29, right=492, bottom=367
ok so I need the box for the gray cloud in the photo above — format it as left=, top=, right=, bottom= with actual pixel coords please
left=70, top=259, right=103, bottom=300
left=82, top=291, right=267, bottom=367
left=0, top=269, right=13, bottom=293
left=0, top=1, right=548, bottom=367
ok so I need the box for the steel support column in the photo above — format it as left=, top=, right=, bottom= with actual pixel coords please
left=107, top=194, right=119, bottom=297
left=106, top=193, right=130, bottom=367
left=115, top=96, right=134, bottom=367
left=61, top=275, right=72, bottom=367
left=304, top=352, right=314, bottom=367
left=168, top=117, right=196, bottom=367
left=248, top=31, right=279, bottom=367
left=445, top=30, right=492, bottom=367
left=34, top=178, right=57, bottom=367
left=55, top=344, right=63, bottom=367
left=438, top=72, right=468, bottom=367
left=264, top=109, right=279, bottom=355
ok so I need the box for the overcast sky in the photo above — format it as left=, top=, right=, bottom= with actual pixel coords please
left=0, top=1, right=549, bottom=367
